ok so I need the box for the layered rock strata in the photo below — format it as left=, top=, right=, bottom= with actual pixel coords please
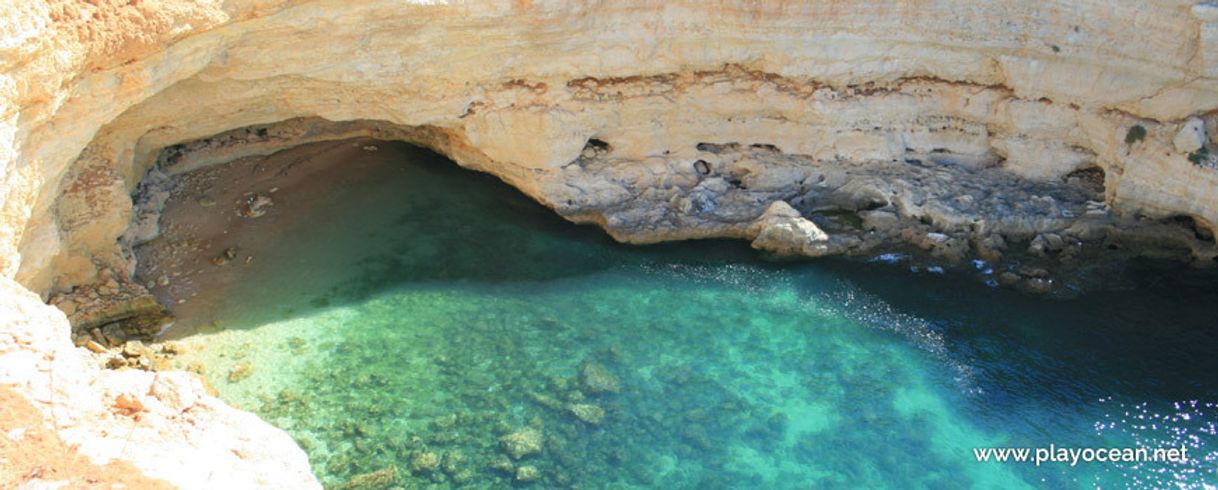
left=5, top=0, right=1218, bottom=487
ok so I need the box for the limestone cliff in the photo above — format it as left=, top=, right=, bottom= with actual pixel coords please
left=3, top=0, right=1218, bottom=486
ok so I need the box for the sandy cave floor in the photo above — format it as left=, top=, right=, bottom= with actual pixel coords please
left=135, top=138, right=397, bottom=339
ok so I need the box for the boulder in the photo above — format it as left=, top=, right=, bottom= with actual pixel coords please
left=569, top=403, right=605, bottom=424
left=500, top=428, right=543, bottom=459
left=581, top=362, right=620, bottom=394
left=409, top=451, right=440, bottom=474
left=516, top=465, right=541, bottom=483
left=338, top=465, right=397, bottom=490
left=748, top=201, right=831, bottom=257
left=1174, top=117, right=1206, bottom=153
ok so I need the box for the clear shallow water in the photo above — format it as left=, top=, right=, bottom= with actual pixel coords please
left=170, top=142, right=1218, bottom=489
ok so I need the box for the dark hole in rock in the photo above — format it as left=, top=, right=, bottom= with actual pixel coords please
left=1165, top=215, right=1216, bottom=244
left=693, top=159, right=712, bottom=175
left=816, top=209, right=865, bottom=231
left=749, top=143, right=781, bottom=153
left=161, top=144, right=186, bottom=165
left=585, top=138, right=611, bottom=152
left=579, top=138, right=612, bottom=160
left=1063, top=165, right=1106, bottom=197
left=695, top=142, right=739, bottom=154
left=857, top=198, right=888, bottom=212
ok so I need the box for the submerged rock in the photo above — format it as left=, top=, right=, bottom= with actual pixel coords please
left=186, top=361, right=207, bottom=375
left=338, top=464, right=397, bottom=490
left=500, top=428, right=543, bottom=459
left=409, top=450, right=440, bottom=474
left=581, top=362, right=620, bottom=394
left=997, top=271, right=1021, bottom=286
left=1029, top=233, right=1065, bottom=256
left=228, top=362, right=253, bottom=382
left=488, top=454, right=515, bottom=474
left=515, top=465, right=541, bottom=483
left=528, top=391, right=565, bottom=411
left=159, top=341, right=186, bottom=355
left=237, top=193, right=273, bottom=218
left=213, top=246, right=239, bottom=266
left=432, top=413, right=458, bottom=429
left=286, top=336, right=307, bottom=352
left=441, top=451, right=464, bottom=475
left=451, top=469, right=475, bottom=484
left=568, top=403, right=605, bottom=425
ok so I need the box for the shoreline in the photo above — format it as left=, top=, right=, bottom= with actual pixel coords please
left=47, top=129, right=1218, bottom=373
left=126, top=126, right=1218, bottom=312
left=56, top=133, right=1218, bottom=489
left=49, top=125, right=1218, bottom=350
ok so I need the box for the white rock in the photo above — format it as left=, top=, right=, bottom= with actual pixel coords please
left=1192, top=2, right=1218, bottom=21
left=1174, top=117, right=1206, bottom=153
left=0, top=278, right=320, bottom=489
left=748, top=201, right=831, bottom=257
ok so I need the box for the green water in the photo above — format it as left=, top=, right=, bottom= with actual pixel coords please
left=171, top=142, right=1218, bottom=489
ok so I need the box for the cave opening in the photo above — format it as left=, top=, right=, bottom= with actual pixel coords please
left=1163, top=214, right=1217, bottom=244
left=131, top=137, right=626, bottom=339
left=1062, top=164, right=1107, bottom=199
left=66, top=130, right=1218, bottom=490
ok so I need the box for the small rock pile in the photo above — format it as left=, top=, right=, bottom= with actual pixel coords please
left=48, top=270, right=174, bottom=338
left=74, top=332, right=185, bottom=373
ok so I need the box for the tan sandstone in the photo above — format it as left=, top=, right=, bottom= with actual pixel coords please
left=4, top=0, right=1218, bottom=486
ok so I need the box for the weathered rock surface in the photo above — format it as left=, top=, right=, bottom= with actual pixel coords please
left=500, top=428, right=544, bottom=460
left=749, top=201, right=832, bottom=257
left=7, top=1, right=1218, bottom=297
left=1174, top=117, right=1209, bottom=153
left=569, top=403, right=606, bottom=425
left=4, top=0, right=1218, bottom=485
left=0, top=278, right=319, bottom=489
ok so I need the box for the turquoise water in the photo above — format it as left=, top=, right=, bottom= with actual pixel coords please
left=168, top=142, right=1218, bottom=489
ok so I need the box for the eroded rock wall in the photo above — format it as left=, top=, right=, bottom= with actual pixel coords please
left=4, top=0, right=1218, bottom=486
left=11, top=0, right=1218, bottom=295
